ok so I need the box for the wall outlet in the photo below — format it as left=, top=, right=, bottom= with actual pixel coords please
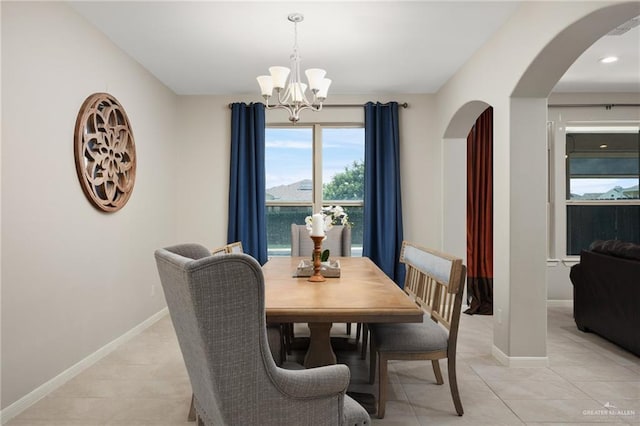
left=497, top=308, right=502, bottom=325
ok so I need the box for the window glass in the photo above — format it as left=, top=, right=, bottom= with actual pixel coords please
left=266, top=205, right=312, bottom=257
left=322, top=128, right=365, bottom=202
left=265, top=127, right=313, bottom=202
left=565, top=128, right=640, bottom=255
left=265, top=125, right=364, bottom=257
left=567, top=205, right=640, bottom=255
left=566, top=132, right=639, bottom=200
left=321, top=128, right=365, bottom=256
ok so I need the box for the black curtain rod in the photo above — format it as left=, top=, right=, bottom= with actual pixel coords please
left=321, top=102, right=408, bottom=109
left=548, top=103, right=640, bottom=109
left=228, top=102, right=408, bottom=109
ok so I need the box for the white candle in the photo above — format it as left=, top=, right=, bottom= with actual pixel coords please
left=310, top=213, right=325, bottom=236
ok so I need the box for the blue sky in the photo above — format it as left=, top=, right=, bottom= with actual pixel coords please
left=265, top=127, right=364, bottom=189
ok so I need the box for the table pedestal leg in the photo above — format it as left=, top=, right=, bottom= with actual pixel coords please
left=304, top=323, right=336, bottom=368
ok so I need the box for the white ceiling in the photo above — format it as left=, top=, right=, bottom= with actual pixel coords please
left=69, top=1, right=640, bottom=96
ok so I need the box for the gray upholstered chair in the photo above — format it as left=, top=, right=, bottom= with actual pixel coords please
left=367, top=242, right=467, bottom=419
left=291, top=224, right=351, bottom=257
left=155, top=243, right=370, bottom=426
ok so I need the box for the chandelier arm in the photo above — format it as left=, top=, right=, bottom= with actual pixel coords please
left=310, top=92, right=320, bottom=107
left=256, top=12, right=328, bottom=122
left=264, top=103, right=296, bottom=119
left=297, top=104, right=322, bottom=114
left=262, top=95, right=272, bottom=109
left=276, top=87, right=289, bottom=106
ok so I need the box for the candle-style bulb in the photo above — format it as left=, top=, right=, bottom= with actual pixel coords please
left=310, top=213, right=325, bottom=237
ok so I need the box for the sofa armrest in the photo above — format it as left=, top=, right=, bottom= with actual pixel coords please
left=571, top=249, right=640, bottom=356
left=569, top=262, right=582, bottom=286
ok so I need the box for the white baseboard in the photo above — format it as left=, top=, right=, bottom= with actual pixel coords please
left=0, top=308, right=168, bottom=425
left=547, top=299, right=573, bottom=308
left=492, top=344, right=549, bottom=367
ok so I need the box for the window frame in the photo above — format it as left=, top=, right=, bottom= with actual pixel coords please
left=564, top=126, right=639, bottom=203
left=265, top=122, right=365, bottom=256
left=548, top=118, right=640, bottom=260
left=265, top=122, right=365, bottom=211
left=564, top=125, right=639, bottom=210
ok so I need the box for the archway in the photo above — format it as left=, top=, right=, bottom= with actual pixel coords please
left=443, top=101, right=493, bottom=314
left=441, top=2, right=640, bottom=365
left=505, top=2, right=639, bottom=364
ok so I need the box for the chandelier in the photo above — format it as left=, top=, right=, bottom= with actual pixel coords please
left=256, top=13, right=331, bottom=123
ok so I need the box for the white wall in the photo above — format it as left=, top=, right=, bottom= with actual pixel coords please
left=442, top=138, right=467, bottom=262
left=175, top=94, right=440, bottom=250
left=1, top=2, right=179, bottom=409
left=174, top=96, right=233, bottom=248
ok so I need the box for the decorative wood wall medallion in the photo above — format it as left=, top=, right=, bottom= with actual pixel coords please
left=74, top=93, right=137, bottom=212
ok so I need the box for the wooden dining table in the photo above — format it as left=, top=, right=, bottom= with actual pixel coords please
left=263, top=256, right=423, bottom=368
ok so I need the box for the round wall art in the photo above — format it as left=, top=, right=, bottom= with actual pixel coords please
left=74, top=93, right=137, bottom=212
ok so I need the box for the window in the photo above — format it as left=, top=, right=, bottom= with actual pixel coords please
left=265, top=125, right=365, bottom=256
left=565, top=126, right=640, bottom=255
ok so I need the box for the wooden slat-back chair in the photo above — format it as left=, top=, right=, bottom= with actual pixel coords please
left=211, top=246, right=227, bottom=256
left=211, top=242, right=243, bottom=256
left=368, top=241, right=466, bottom=418
left=225, top=241, right=244, bottom=254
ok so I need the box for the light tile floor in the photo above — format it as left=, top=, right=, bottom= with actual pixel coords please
left=7, top=305, right=639, bottom=425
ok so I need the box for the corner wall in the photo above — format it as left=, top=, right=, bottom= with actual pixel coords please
left=1, top=2, right=179, bottom=409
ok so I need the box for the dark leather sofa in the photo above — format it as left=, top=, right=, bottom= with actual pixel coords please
left=569, top=240, right=640, bottom=357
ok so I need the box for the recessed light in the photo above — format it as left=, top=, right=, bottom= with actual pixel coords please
left=599, top=56, right=619, bottom=64
left=599, top=144, right=608, bottom=149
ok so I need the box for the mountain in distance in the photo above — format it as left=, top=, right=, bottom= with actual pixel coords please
left=571, top=184, right=639, bottom=200
left=266, top=179, right=312, bottom=202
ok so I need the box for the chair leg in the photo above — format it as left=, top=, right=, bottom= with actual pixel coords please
left=355, top=323, right=362, bottom=342
left=346, top=322, right=352, bottom=335
left=447, top=355, right=464, bottom=416
left=279, top=324, right=286, bottom=365
left=432, top=359, right=444, bottom=385
left=369, top=339, right=376, bottom=385
left=188, top=393, right=196, bottom=421
left=360, top=324, right=368, bottom=359
left=284, top=323, right=293, bottom=355
left=377, top=354, right=388, bottom=419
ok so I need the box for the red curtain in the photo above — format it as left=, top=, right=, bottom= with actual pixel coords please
left=465, top=106, right=493, bottom=315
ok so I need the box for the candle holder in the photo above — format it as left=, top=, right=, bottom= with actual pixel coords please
left=308, top=235, right=326, bottom=282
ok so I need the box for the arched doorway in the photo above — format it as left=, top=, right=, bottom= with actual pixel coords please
left=440, top=2, right=640, bottom=365
left=443, top=101, right=494, bottom=315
